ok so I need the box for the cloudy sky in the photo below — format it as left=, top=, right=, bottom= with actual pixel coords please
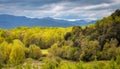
left=0, top=0, right=120, bottom=21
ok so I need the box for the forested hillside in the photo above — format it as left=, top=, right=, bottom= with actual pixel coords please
left=54, top=9, right=120, bottom=61
left=0, top=9, right=120, bottom=69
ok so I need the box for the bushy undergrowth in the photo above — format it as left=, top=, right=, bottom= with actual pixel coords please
left=41, top=56, right=120, bottom=69
left=2, top=55, right=120, bottom=69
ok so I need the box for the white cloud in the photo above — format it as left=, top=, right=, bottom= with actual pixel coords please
left=83, top=3, right=111, bottom=10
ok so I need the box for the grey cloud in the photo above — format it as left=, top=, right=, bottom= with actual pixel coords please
left=0, top=0, right=113, bottom=7
left=0, top=0, right=115, bottom=10
left=0, top=0, right=119, bottom=20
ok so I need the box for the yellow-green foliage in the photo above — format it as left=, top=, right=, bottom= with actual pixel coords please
left=41, top=58, right=58, bottom=69
left=0, top=50, right=3, bottom=68
left=9, top=39, right=25, bottom=65
left=4, top=27, right=72, bottom=48
left=88, top=24, right=95, bottom=29
left=0, top=50, right=2, bottom=62
left=29, top=44, right=42, bottom=59
left=0, top=41, right=12, bottom=63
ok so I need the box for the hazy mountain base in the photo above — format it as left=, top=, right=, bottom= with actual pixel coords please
left=0, top=14, right=96, bottom=29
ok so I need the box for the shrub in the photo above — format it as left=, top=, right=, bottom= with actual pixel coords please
left=29, top=44, right=42, bottom=59
left=9, top=39, right=25, bottom=65
left=116, top=55, right=120, bottom=65
left=0, top=50, right=3, bottom=69
left=49, top=43, right=62, bottom=56
left=49, top=44, right=79, bottom=60
left=0, top=41, right=12, bottom=64
left=41, top=58, right=58, bottom=69
left=61, top=46, right=78, bottom=60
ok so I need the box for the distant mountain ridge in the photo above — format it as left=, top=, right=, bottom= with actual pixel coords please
left=0, top=14, right=96, bottom=29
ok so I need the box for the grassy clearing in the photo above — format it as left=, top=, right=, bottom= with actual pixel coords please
left=41, top=49, right=49, bottom=55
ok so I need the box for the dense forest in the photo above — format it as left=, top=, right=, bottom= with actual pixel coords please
left=0, top=9, right=120, bottom=69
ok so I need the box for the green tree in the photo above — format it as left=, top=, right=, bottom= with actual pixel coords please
left=80, top=39, right=100, bottom=61
left=9, top=39, right=25, bottom=65
left=102, top=39, right=118, bottom=60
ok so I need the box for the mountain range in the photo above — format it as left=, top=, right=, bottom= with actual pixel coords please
left=0, top=14, right=96, bottom=29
